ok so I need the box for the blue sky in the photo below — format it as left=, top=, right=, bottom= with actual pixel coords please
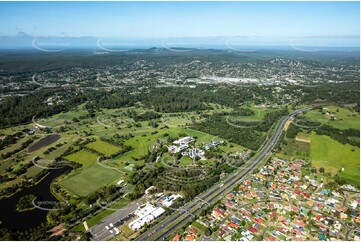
left=0, top=1, right=359, bottom=47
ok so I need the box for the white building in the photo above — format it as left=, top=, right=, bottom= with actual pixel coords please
left=188, top=148, right=205, bottom=159
left=129, top=204, right=165, bottom=231
left=159, top=194, right=183, bottom=207
left=173, top=136, right=195, bottom=145
left=168, top=144, right=189, bottom=153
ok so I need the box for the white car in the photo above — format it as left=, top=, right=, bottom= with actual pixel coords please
left=220, top=183, right=224, bottom=188
left=105, top=226, right=109, bottom=230
left=109, top=230, right=113, bottom=234
left=109, top=223, right=114, bottom=227
left=114, top=228, right=120, bottom=235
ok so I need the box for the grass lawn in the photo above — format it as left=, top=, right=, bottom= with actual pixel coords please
left=119, top=223, right=135, bottom=238
left=25, top=165, right=44, bottom=177
left=192, top=221, right=208, bottom=233
left=65, top=150, right=99, bottom=167
left=159, top=153, right=174, bottom=166
left=179, top=156, right=193, bottom=166
left=310, top=134, right=360, bottom=186
left=59, top=163, right=122, bottom=196
left=35, top=109, right=89, bottom=127
left=86, top=140, right=122, bottom=156
left=197, top=159, right=216, bottom=166
left=0, top=159, right=15, bottom=173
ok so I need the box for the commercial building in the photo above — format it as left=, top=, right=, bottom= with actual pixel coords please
left=129, top=204, right=165, bottom=231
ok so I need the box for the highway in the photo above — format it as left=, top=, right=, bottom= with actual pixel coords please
left=135, top=107, right=312, bottom=241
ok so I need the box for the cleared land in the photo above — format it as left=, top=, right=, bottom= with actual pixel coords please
left=310, top=134, right=360, bottom=186
left=59, top=163, right=122, bottom=196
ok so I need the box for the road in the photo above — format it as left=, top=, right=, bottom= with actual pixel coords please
left=136, top=107, right=312, bottom=241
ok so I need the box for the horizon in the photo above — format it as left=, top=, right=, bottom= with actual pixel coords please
left=0, top=1, right=360, bottom=50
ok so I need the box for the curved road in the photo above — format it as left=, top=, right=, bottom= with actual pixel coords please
left=136, top=107, right=312, bottom=241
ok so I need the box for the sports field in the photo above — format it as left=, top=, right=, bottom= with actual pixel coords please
left=86, top=140, right=122, bottom=156
left=59, top=163, right=122, bottom=197
left=65, top=150, right=99, bottom=167
left=310, top=134, right=360, bottom=186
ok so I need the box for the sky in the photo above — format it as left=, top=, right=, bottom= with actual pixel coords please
left=0, top=1, right=359, bottom=48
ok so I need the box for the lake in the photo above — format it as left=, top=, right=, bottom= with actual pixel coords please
left=0, top=167, right=70, bottom=231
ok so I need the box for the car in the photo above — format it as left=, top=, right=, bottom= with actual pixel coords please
left=109, top=223, right=114, bottom=227
left=220, top=183, right=224, bottom=188
left=105, top=226, right=109, bottom=230
left=114, top=228, right=120, bottom=235
left=109, top=230, right=113, bottom=234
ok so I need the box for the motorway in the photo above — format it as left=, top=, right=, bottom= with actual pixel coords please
left=135, top=107, right=312, bottom=241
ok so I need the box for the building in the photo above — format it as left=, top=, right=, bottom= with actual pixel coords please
left=158, top=193, right=183, bottom=207
left=129, top=204, right=165, bottom=231
left=173, top=136, right=195, bottom=145
left=204, top=140, right=224, bottom=150
left=188, top=148, right=205, bottom=159
left=168, top=144, right=189, bottom=153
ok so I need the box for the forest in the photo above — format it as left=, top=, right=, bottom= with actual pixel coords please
left=0, top=82, right=359, bottom=130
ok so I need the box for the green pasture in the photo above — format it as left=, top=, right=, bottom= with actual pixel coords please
left=310, top=134, right=360, bottom=186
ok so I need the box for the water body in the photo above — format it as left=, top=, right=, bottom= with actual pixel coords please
left=28, top=134, right=60, bottom=152
left=0, top=167, right=70, bottom=231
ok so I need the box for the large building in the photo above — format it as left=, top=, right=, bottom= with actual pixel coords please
left=204, top=140, right=224, bottom=150
left=173, top=136, right=195, bottom=146
left=182, top=148, right=205, bottom=159
left=129, top=204, right=165, bottom=231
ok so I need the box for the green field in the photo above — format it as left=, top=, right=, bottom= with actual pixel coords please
left=86, top=140, right=122, bottom=156
left=192, top=221, right=208, bottom=233
left=65, top=150, right=99, bottom=167
left=303, top=106, right=360, bottom=130
left=59, top=163, right=122, bottom=196
left=310, top=134, right=360, bottom=186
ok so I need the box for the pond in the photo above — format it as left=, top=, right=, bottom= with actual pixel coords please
left=28, top=134, right=61, bottom=152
